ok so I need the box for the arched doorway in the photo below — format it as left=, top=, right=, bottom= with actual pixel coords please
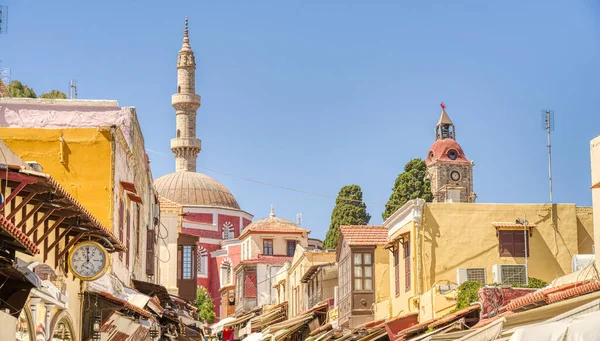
left=15, top=307, right=35, bottom=341
left=50, top=312, right=76, bottom=341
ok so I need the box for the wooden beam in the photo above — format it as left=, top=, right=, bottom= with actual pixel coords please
left=5, top=192, right=36, bottom=220
left=56, top=233, right=83, bottom=267
left=26, top=208, right=56, bottom=237
left=36, top=217, right=65, bottom=246
left=0, top=182, right=27, bottom=211
left=46, top=225, right=73, bottom=260
left=16, top=202, right=43, bottom=230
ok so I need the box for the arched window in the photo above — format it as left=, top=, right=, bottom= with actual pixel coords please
left=222, top=222, right=234, bottom=240
left=220, top=261, right=232, bottom=287
left=177, top=129, right=181, bottom=138
left=197, top=246, right=208, bottom=278
left=51, top=318, right=75, bottom=341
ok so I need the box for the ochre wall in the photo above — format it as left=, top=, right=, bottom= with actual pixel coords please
left=421, top=203, right=592, bottom=290
left=387, top=203, right=594, bottom=318
left=0, top=127, right=114, bottom=230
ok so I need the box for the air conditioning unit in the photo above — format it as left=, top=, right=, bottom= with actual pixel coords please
left=572, top=255, right=595, bottom=272
left=492, top=264, right=527, bottom=285
left=456, top=268, right=487, bottom=285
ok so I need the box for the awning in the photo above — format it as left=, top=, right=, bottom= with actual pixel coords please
left=132, top=279, right=174, bottom=308
left=0, top=165, right=125, bottom=252
left=0, top=257, right=42, bottom=317
left=0, top=214, right=39, bottom=255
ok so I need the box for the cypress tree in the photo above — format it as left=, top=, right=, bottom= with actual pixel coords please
left=323, top=184, right=371, bottom=249
left=382, top=158, right=433, bottom=220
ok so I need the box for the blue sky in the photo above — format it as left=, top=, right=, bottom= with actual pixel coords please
left=2, top=1, right=599, bottom=240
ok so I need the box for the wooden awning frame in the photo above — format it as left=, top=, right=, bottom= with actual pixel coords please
left=0, top=166, right=125, bottom=268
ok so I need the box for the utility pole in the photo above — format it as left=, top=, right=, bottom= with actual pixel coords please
left=542, top=110, right=554, bottom=203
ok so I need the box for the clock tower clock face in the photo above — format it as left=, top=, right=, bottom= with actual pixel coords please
left=69, top=241, right=109, bottom=281
left=450, top=171, right=461, bottom=181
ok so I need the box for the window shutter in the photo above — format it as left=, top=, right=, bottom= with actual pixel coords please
left=499, top=231, right=515, bottom=257
left=394, top=249, right=400, bottom=296
left=404, top=242, right=411, bottom=292
left=118, top=200, right=124, bottom=260
left=177, top=245, right=182, bottom=280
left=126, top=210, right=131, bottom=268
left=146, top=228, right=155, bottom=276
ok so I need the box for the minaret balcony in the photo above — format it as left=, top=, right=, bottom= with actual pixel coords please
left=172, top=94, right=201, bottom=110
left=170, top=137, right=202, bottom=151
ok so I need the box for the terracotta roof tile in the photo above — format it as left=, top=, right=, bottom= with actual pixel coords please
left=492, top=222, right=537, bottom=228
left=239, top=255, right=292, bottom=266
left=340, top=225, right=388, bottom=246
left=0, top=214, right=39, bottom=255
left=240, top=214, right=309, bottom=238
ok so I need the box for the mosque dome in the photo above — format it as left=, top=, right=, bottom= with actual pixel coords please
left=154, top=171, right=240, bottom=209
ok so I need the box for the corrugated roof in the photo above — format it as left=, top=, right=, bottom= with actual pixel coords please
left=340, top=225, right=388, bottom=246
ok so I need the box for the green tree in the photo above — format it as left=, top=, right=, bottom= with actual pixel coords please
left=8, top=80, right=37, bottom=98
left=323, top=184, right=371, bottom=249
left=39, top=90, right=67, bottom=99
left=382, top=158, right=433, bottom=220
left=194, top=286, right=216, bottom=323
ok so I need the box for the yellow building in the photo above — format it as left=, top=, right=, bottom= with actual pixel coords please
left=0, top=97, right=160, bottom=284
left=285, top=245, right=337, bottom=318
left=591, top=135, right=600, bottom=271
left=1, top=142, right=125, bottom=341
left=384, top=199, right=594, bottom=320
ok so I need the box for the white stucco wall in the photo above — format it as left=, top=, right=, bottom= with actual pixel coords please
left=158, top=210, right=181, bottom=295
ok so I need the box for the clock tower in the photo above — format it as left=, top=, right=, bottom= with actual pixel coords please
left=425, top=103, right=476, bottom=203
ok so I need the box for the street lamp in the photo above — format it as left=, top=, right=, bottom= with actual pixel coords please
left=91, top=313, right=102, bottom=341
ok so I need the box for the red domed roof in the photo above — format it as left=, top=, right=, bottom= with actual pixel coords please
left=425, top=138, right=470, bottom=166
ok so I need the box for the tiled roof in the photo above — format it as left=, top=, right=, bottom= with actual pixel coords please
left=240, top=213, right=309, bottom=238
left=154, top=171, right=240, bottom=209
left=0, top=214, right=39, bottom=255
left=239, top=255, right=292, bottom=266
left=340, top=225, right=388, bottom=246
left=492, top=222, right=537, bottom=228
left=425, top=138, right=470, bottom=166
left=158, top=195, right=182, bottom=208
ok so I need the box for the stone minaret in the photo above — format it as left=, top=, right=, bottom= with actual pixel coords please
left=171, top=17, right=202, bottom=172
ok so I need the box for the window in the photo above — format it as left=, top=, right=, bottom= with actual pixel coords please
left=118, top=199, right=124, bottom=260
left=135, top=205, right=140, bottom=257
left=353, top=253, right=373, bottom=291
left=146, top=228, right=155, bottom=276
left=197, top=247, right=208, bottom=277
left=221, top=262, right=232, bottom=287
left=126, top=208, right=131, bottom=268
left=236, top=271, right=243, bottom=302
left=222, top=222, right=234, bottom=240
left=286, top=240, right=296, bottom=257
left=263, top=239, right=273, bottom=255
left=182, top=246, right=192, bottom=279
left=393, top=248, right=400, bottom=296
left=404, top=241, right=411, bottom=292
left=499, top=230, right=529, bottom=257
left=339, top=256, right=350, bottom=299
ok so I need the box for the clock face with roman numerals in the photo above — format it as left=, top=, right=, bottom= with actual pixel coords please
left=68, top=241, right=109, bottom=281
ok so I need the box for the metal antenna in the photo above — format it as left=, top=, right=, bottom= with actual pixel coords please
left=296, top=213, right=302, bottom=226
left=0, top=5, right=8, bottom=35
left=541, top=110, right=554, bottom=203
left=69, top=80, right=78, bottom=99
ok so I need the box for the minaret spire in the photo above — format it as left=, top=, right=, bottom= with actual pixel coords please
left=171, top=18, right=202, bottom=172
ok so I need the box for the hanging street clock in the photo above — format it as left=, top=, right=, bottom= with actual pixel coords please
left=68, top=241, right=111, bottom=281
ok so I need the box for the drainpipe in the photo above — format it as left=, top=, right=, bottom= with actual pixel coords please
left=44, top=303, right=55, bottom=341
